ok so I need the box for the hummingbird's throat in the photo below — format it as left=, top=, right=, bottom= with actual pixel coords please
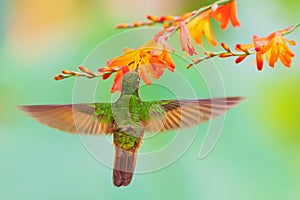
left=121, top=72, right=140, bottom=95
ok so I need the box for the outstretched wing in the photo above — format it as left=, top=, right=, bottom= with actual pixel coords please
left=19, top=103, right=114, bottom=134
left=142, top=97, right=243, bottom=133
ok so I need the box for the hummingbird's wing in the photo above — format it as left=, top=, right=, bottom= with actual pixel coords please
left=19, top=103, right=114, bottom=134
left=141, top=97, right=243, bottom=133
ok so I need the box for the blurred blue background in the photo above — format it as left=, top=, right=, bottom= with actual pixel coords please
left=1, top=0, right=299, bottom=199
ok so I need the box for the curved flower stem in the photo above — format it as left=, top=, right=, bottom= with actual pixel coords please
left=186, top=42, right=256, bottom=69
left=186, top=51, right=255, bottom=69
left=282, top=23, right=300, bottom=36
left=54, top=66, right=107, bottom=80
left=117, top=0, right=232, bottom=31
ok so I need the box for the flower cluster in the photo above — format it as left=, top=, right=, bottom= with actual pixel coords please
left=54, top=0, right=299, bottom=93
left=99, top=36, right=175, bottom=92
left=55, top=34, right=175, bottom=93
left=187, top=24, right=297, bottom=70
left=117, top=0, right=240, bottom=56
left=186, top=0, right=240, bottom=48
left=236, top=26, right=296, bottom=70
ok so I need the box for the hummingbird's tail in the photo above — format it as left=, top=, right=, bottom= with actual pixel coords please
left=113, top=145, right=140, bottom=187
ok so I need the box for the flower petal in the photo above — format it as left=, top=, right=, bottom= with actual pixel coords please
left=279, top=47, right=292, bottom=67
left=138, top=65, right=152, bottom=85
left=180, top=22, right=197, bottom=56
left=187, top=9, right=217, bottom=46
left=211, top=0, right=240, bottom=29
left=286, top=39, right=296, bottom=46
left=256, top=53, right=264, bottom=70
left=203, top=19, right=217, bottom=46
left=268, top=43, right=279, bottom=67
left=235, top=55, right=247, bottom=64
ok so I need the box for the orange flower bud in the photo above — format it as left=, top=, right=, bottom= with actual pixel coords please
left=62, top=70, right=72, bottom=75
left=79, top=66, right=94, bottom=76
left=116, top=23, right=129, bottom=29
left=160, top=15, right=174, bottom=22
left=163, top=23, right=172, bottom=28
left=54, top=74, right=66, bottom=80
left=147, top=15, right=159, bottom=22
left=133, top=21, right=142, bottom=27
left=235, top=43, right=252, bottom=53
left=146, top=21, right=154, bottom=26
left=221, top=42, right=231, bottom=52
left=219, top=53, right=233, bottom=58
left=98, top=67, right=105, bottom=73
left=186, top=63, right=194, bottom=69
left=62, top=70, right=80, bottom=76
left=204, top=51, right=215, bottom=56
left=235, top=55, right=247, bottom=64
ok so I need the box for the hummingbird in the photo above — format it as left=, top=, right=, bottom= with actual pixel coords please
left=20, top=71, right=243, bottom=187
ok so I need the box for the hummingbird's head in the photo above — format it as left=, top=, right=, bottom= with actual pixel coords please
left=121, top=72, right=140, bottom=95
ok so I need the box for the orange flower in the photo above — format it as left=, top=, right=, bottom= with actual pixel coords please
left=102, top=38, right=175, bottom=92
left=254, top=32, right=295, bottom=70
left=187, top=9, right=217, bottom=46
left=185, top=0, right=240, bottom=46
left=179, top=22, right=197, bottom=56
left=236, top=29, right=296, bottom=70
left=211, top=0, right=240, bottom=29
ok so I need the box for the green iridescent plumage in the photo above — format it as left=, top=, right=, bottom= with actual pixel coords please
left=20, top=71, right=243, bottom=187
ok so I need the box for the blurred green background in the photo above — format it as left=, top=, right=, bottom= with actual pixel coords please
left=1, top=0, right=299, bottom=199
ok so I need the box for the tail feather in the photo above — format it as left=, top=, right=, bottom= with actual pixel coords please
left=113, top=147, right=137, bottom=187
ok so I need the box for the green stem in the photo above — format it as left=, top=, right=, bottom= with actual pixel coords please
left=187, top=49, right=255, bottom=69
left=283, top=23, right=300, bottom=35
left=185, top=0, right=232, bottom=23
